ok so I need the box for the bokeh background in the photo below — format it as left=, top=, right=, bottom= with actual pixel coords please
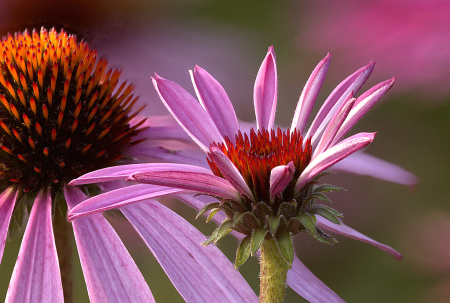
left=1, top=0, right=449, bottom=302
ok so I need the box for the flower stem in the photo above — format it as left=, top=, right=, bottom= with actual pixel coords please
left=54, top=209, right=73, bottom=303
left=259, top=238, right=290, bottom=303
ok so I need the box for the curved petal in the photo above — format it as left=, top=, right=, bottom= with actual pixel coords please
left=270, top=162, right=295, bottom=200
left=316, top=216, right=402, bottom=261
left=291, top=53, right=331, bottom=134
left=64, top=186, right=154, bottom=303
left=254, top=46, right=277, bottom=131
left=332, top=151, right=417, bottom=186
left=6, top=189, right=63, bottom=303
left=210, top=146, right=255, bottom=200
left=130, top=171, right=241, bottom=201
left=332, top=78, right=395, bottom=145
left=69, top=163, right=212, bottom=185
left=191, top=66, right=239, bottom=140
left=152, top=74, right=223, bottom=152
left=295, top=133, right=375, bottom=193
left=287, top=256, right=345, bottom=303
left=68, top=184, right=185, bottom=220
left=0, top=185, right=20, bottom=264
left=133, top=123, right=193, bottom=143
left=306, top=62, right=375, bottom=140
left=122, top=200, right=258, bottom=303
left=126, top=145, right=207, bottom=167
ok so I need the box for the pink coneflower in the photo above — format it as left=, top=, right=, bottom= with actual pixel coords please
left=69, top=46, right=413, bottom=302
left=0, top=28, right=255, bottom=302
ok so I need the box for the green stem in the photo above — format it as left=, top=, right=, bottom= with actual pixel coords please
left=259, top=239, right=290, bottom=303
left=54, top=209, right=73, bottom=303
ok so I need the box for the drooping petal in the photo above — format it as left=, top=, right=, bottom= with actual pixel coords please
left=68, top=184, right=185, bottom=220
left=152, top=74, right=223, bottom=152
left=6, top=189, right=63, bottom=303
left=291, top=53, right=331, bottom=134
left=313, top=93, right=356, bottom=156
left=270, top=162, right=295, bottom=200
left=191, top=66, right=239, bottom=140
left=210, top=146, right=255, bottom=200
left=64, top=186, right=154, bottom=303
left=286, top=256, right=345, bottom=303
left=295, top=133, right=376, bottom=193
left=69, top=163, right=212, bottom=185
left=254, top=46, right=277, bottom=131
left=126, top=145, right=207, bottom=167
left=130, top=171, right=241, bottom=201
left=0, top=186, right=20, bottom=264
left=316, top=216, right=402, bottom=261
left=332, top=78, right=395, bottom=145
left=332, top=151, right=417, bottom=186
left=121, top=200, right=258, bottom=303
left=306, top=62, right=375, bottom=140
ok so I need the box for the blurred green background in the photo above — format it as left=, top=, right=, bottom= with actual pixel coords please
left=1, top=1, right=449, bottom=302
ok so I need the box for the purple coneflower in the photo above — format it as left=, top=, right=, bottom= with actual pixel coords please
left=0, top=28, right=256, bottom=303
left=69, top=46, right=416, bottom=302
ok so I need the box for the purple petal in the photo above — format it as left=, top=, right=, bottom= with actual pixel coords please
left=254, top=46, right=277, bottom=131
left=291, top=53, right=331, bottom=134
left=306, top=62, right=375, bottom=140
left=295, top=133, right=375, bottom=193
left=316, top=216, right=402, bottom=261
left=64, top=186, right=154, bottom=303
left=332, top=151, right=417, bottom=186
left=6, top=189, right=63, bottom=303
left=313, top=93, right=356, bottom=156
left=121, top=200, right=258, bottom=303
left=270, top=162, right=295, bottom=200
left=152, top=74, right=223, bottom=152
left=287, top=256, right=345, bottom=303
left=0, top=186, right=20, bottom=264
left=210, top=146, right=255, bottom=200
left=332, top=78, right=395, bottom=145
left=133, top=123, right=192, bottom=142
left=191, top=66, right=239, bottom=140
left=126, top=145, right=207, bottom=167
left=130, top=171, right=241, bottom=201
left=68, top=184, right=185, bottom=220
left=69, top=163, right=212, bottom=185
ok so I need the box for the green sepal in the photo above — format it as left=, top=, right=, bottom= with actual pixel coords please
left=276, top=232, right=294, bottom=265
left=309, top=192, right=332, bottom=203
left=313, top=204, right=343, bottom=217
left=233, top=212, right=246, bottom=225
left=213, top=219, right=234, bottom=244
left=202, top=226, right=220, bottom=246
left=196, top=202, right=220, bottom=219
left=206, top=208, right=220, bottom=222
left=314, top=228, right=338, bottom=245
left=312, top=207, right=341, bottom=225
left=267, top=215, right=280, bottom=235
left=235, top=236, right=252, bottom=268
left=251, top=228, right=269, bottom=255
left=296, top=213, right=316, bottom=236
left=314, top=184, right=346, bottom=193
left=311, top=171, right=335, bottom=181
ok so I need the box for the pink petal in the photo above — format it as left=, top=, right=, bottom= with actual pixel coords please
left=254, top=46, right=277, bottom=131
left=270, top=162, right=295, bottom=200
left=287, top=256, right=345, bottom=303
left=152, top=74, right=223, bottom=152
left=332, top=78, right=395, bottom=145
left=295, top=133, right=375, bottom=193
left=191, top=66, right=239, bottom=140
left=210, top=146, right=255, bottom=200
left=69, top=163, right=212, bottom=185
left=64, top=186, right=154, bottom=303
left=332, top=151, right=417, bottom=186
left=316, top=216, right=402, bottom=261
left=68, top=184, right=185, bottom=220
left=133, top=123, right=192, bottom=142
left=130, top=171, right=241, bottom=201
left=6, top=189, right=63, bottom=303
left=0, top=186, right=20, bottom=264
left=291, top=53, right=331, bottom=134
left=121, top=200, right=258, bottom=303
left=126, top=145, right=207, bottom=167
left=306, top=62, right=375, bottom=140
left=313, top=93, right=356, bottom=156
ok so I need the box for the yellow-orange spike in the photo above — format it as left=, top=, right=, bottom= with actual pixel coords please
left=95, top=150, right=106, bottom=158
left=76, top=73, right=84, bottom=90
left=27, top=61, right=33, bottom=80
left=63, top=80, right=69, bottom=96
left=12, top=129, right=23, bottom=143
left=81, top=144, right=92, bottom=154
left=18, top=154, right=27, bottom=163
left=65, top=138, right=71, bottom=149
left=85, top=123, right=95, bottom=137
left=87, top=91, right=98, bottom=110
left=98, top=79, right=109, bottom=99
left=93, top=66, right=103, bottom=87
left=0, top=72, right=7, bottom=88
left=52, top=61, right=58, bottom=79
left=106, top=79, right=119, bottom=97
left=111, top=112, right=125, bottom=125
left=36, top=122, right=42, bottom=136
left=1, top=145, right=14, bottom=156
left=70, top=49, right=77, bottom=67
left=112, top=81, right=127, bottom=99
left=34, top=167, right=41, bottom=173
left=86, top=77, right=95, bottom=96
left=19, top=73, right=28, bottom=93
left=18, top=56, right=26, bottom=73
left=66, top=68, right=72, bottom=84
left=9, top=65, right=19, bottom=83
left=74, top=102, right=82, bottom=119
left=61, top=95, right=67, bottom=111
left=74, top=87, right=82, bottom=105
left=30, top=97, right=36, bottom=116
left=97, top=127, right=111, bottom=140
left=83, top=64, right=93, bottom=85
left=123, top=83, right=135, bottom=99
left=17, top=89, right=26, bottom=107
left=110, top=94, right=126, bottom=112
left=28, top=138, right=35, bottom=149
left=0, top=95, right=11, bottom=113
left=75, top=60, right=84, bottom=80
left=0, top=120, right=12, bottom=136
left=51, top=128, right=57, bottom=142
left=101, top=69, right=112, bottom=85
left=59, top=162, right=65, bottom=168
left=10, top=104, right=20, bottom=120
left=32, top=52, right=38, bottom=71
left=23, top=114, right=30, bottom=129
left=32, top=82, right=39, bottom=101
left=47, top=88, right=53, bottom=106
left=112, top=131, right=129, bottom=143
left=43, top=148, right=49, bottom=157
left=42, top=104, right=48, bottom=121
left=38, top=69, right=43, bottom=88
left=99, top=109, right=113, bottom=126
left=50, top=75, right=56, bottom=93
left=71, top=119, right=78, bottom=133
left=40, top=58, right=47, bottom=77
left=6, top=81, right=17, bottom=100
left=57, top=111, right=64, bottom=127
left=99, top=94, right=112, bottom=111
left=87, top=106, right=98, bottom=123
left=63, top=55, right=69, bottom=76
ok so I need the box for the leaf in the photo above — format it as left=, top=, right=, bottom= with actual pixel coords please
left=251, top=229, right=268, bottom=255
left=276, top=232, right=294, bottom=265
left=196, top=202, right=220, bottom=219
left=296, top=213, right=316, bottom=236
left=235, top=236, right=252, bottom=268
